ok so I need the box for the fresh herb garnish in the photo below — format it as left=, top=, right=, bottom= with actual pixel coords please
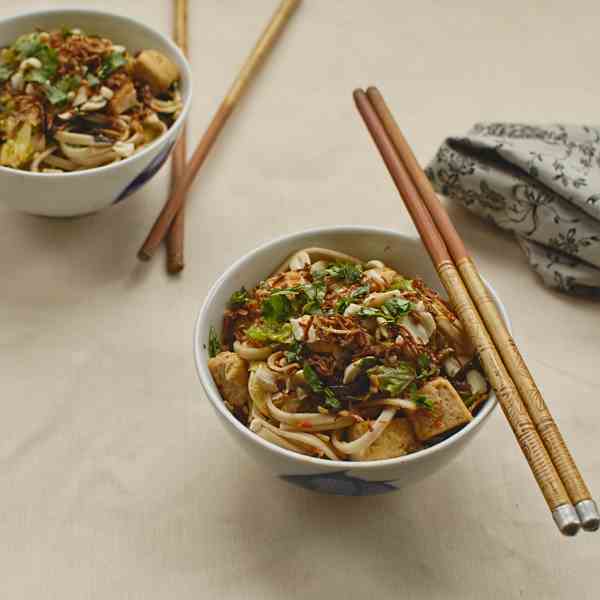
left=45, top=75, right=81, bottom=105
left=98, top=51, right=127, bottom=79
left=284, top=340, right=305, bottom=364
left=335, top=297, right=350, bottom=314
left=0, top=64, right=12, bottom=82
left=303, top=364, right=341, bottom=410
left=208, top=326, right=221, bottom=358
left=368, top=363, right=416, bottom=396
left=86, top=72, right=100, bottom=87
left=246, top=322, right=292, bottom=344
left=261, top=293, right=292, bottom=323
left=315, top=262, right=363, bottom=284
left=14, top=33, right=43, bottom=58
left=351, top=285, right=370, bottom=299
left=382, top=297, right=412, bottom=319
left=409, top=383, right=434, bottom=410
left=390, top=277, right=414, bottom=292
left=416, top=353, right=438, bottom=380
left=353, top=298, right=413, bottom=322
left=228, top=286, right=248, bottom=308
left=270, top=282, right=326, bottom=316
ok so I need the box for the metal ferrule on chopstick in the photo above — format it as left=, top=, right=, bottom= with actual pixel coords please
left=353, top=87, right=597, bottom=536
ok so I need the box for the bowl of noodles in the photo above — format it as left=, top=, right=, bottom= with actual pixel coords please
left=0, top=9, right=192, bottom=216
left=194, top=227, right=511, bottom=496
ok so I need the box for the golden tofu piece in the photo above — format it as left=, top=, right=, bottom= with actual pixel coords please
left=208, top=351, right=250, bottom=408
left=408, top=377, right=472, bottom=441
left=133, top=50, right=180, bottom=93
left=109, top=81, right=138, bottom=114
left=349, top=418, right=421, bottom=461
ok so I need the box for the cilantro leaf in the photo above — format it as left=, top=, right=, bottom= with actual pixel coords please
left=335, top=297, right=350, bottom=314
left=409, top=383, right=433, bottom=410
left=261, top=294, right=292, bottom=323
left=284, top=340, right=305, bottom=363
left=86, top=72, right=100, bottom=87
left=270, top=282, right=325, bottom=316
left=351, top=285, right=369, bottom=299
left=390, top=277, right=414, bottom=292
left=45, top=75, right=81, bottom=105
left=246, top=322, right=292, bottom=344
left=228, top=286, right=248, bottom=308
left=303, top=364, right=341, bottom=410
left=381, top=297, right=412, bottom=319
left=316, top=262, right=363, bottom=284
left=0, top=63, right=12, bottom=82
left=369, top=363, right=416, bottom=396
left=14, top=33, right=43, bottom=58
left=208, top=326, right=221, bottom=358
left=416, top=353, right=439, bottom=380
left=98, top=52, right=127, bottom=79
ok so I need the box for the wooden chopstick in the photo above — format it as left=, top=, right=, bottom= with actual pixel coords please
left=364, top=86, right=599, bottom=533
left=139, top=0, right=301, bottom=261
left=353, top=88, right=581, bottom=536
left=165, top=0, right=188, bottom=274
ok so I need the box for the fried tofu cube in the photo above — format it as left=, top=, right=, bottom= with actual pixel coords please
left=133, top=50, right=180, bottom=93
left=408, top=377, right=472, bottom=441
left=349, top=418, right=421, bottom=461
left=109, top=81, right=138, bottom=114
left=208, top=351, right=250, bottom=408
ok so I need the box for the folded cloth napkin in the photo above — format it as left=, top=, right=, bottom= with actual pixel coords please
left=426, top=123, right=600, bottom=296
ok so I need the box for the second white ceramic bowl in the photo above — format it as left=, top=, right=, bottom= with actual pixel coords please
left=194, top=227, right=511, bottom=496
left=0, top=9, right=192, bottom=217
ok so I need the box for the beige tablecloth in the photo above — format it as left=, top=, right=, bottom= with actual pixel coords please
left=1, top=1, right=599, bottom=598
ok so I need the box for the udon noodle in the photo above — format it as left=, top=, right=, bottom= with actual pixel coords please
left=0, top=28, right=181, bottom=172
left=208, top=248, right=490, bottom=462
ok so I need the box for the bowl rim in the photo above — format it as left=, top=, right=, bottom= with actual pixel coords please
left=0, top=7, right=192, bottom=179
left=194, top=225, right=511, bottom=470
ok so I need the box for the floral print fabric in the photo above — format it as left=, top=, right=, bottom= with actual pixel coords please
left=426, top=123, right=600, bottom=296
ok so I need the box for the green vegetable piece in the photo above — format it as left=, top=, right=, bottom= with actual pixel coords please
left=99, top=51, right=127, bottom=79
left=416, top=353, right=439, bottom=380
left=45, top=75, right=81, bottom=105
left=228, top=286, right=248, bottom=308
left=390, top=277, right=414, bottom=292
left=261, top=293, right=292, bottom=323
left=303, top=364, right=340, bottom=410
left=369, top=363, right=416, bottom=396
left=208, top=326, right=221, bottom=358
left=410, top=383, right=434, bottom=410
left=335, top=297, right=350, bottom=314
left=316, top=262, right=363, bottom=284
left=86, top=72, right=100, bottom=87
left=14, top=33, right=43, bottom=58
left=351, top=285, right=369, bottom=299
left=0, top=63, right=13, bottom=82
left=246, top=322, right=292, bottom=344
left=284, top=340, right=304, bottom=364
left=381, top=297, right=412, bottom=319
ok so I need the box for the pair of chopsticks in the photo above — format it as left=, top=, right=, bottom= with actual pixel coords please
left=142, top=0, right=301, bottom=269
left=354, top=86, right=599, bottom=536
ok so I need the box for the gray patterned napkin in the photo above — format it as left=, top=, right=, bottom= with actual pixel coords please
left=426, top=123, right=600, bottom=296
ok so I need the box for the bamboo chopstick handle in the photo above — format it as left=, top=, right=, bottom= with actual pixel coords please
left=139, top=0, right=301, bottom=261
left=457, top=258, right=598, bottom=530
left=166, top=0, right=188, bottom=274
left=353, top=89, right=580, bottom=535
left=364, top=86, right=598, bottom=532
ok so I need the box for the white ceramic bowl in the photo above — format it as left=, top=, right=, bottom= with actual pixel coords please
left=0, top=9, right=192, bottom=217
left=194, top=227, right=511, bottom=496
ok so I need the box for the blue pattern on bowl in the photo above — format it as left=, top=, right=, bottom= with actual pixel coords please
left=280, top=470, right=399, bottom=496
left=114, top=140, right=175, bottom=204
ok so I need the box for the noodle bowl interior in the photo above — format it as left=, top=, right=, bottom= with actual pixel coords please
left=0, top=27, right=181, bottom=172
left=208, top=247, right=491, bottom=462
